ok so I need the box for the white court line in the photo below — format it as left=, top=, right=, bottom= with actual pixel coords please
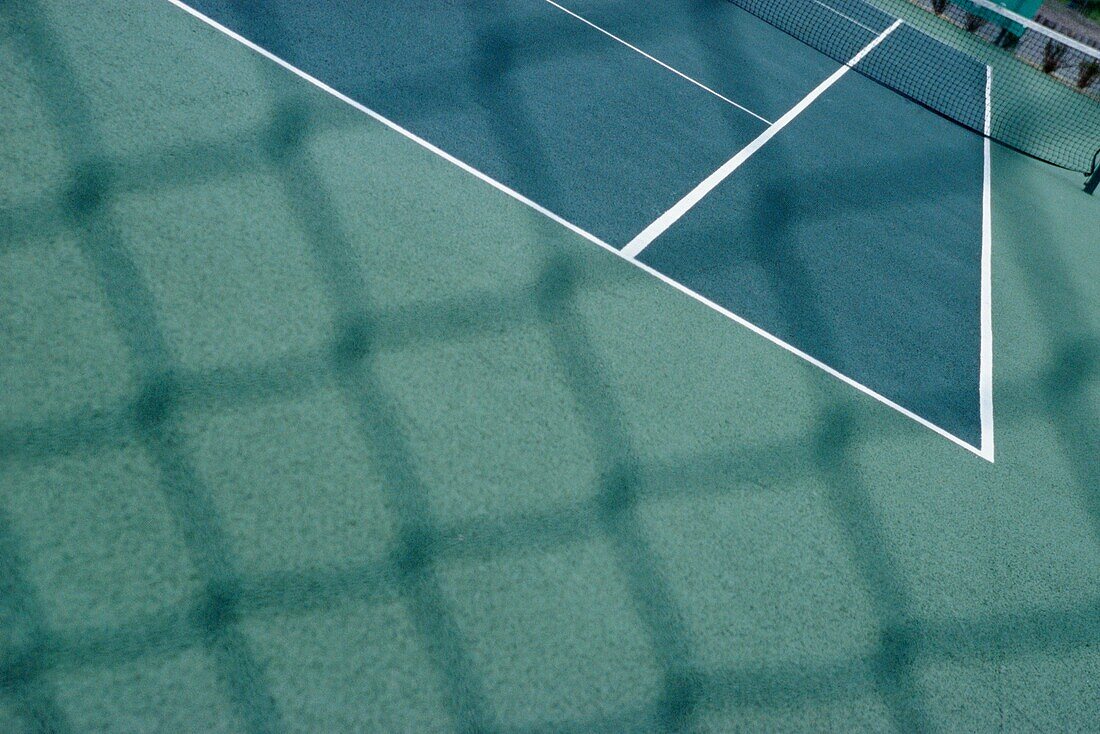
left=163, top=0, right=606, bottom=250
left=810, top=0, right=881, bottom=34
left=541, top=0, right=772, bottom=125
left=979, top=65, right=995, bottom=461
left=165, top=1, right=992, bottom=461
left=620, top=18, right=902, bottom=259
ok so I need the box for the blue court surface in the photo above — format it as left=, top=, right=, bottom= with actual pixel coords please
left=177, top=0, right=992, bottom=456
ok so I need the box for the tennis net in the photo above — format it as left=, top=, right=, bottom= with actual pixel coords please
left=727, top=0, right=1100, bottom=174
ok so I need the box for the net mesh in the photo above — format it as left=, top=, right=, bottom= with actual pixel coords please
left=727, top=0, right=1100, bottom=173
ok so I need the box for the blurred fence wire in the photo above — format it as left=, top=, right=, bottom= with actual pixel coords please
left=2, top=1, right=1099, bottom=732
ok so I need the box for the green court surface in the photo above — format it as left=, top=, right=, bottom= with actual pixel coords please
left=2, top=0, right=1099, bottom=732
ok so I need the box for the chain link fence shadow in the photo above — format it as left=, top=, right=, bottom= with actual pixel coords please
left=2, top=1, right=1099, bottom=732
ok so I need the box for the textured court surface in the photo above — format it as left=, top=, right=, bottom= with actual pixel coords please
left=2, top=0, right=1099, bottom=732
left=183, top=0, right=990, bottom=451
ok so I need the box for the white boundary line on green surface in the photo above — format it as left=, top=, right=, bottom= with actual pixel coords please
left=980, top=65, right=995, bottom=461
left=165, top=0, right=994, bottom=461
left=541, top=0, right=773, bottom=125
left=810, top=0, right=881, bottom=34
left=620, top=18, right=902, bottom=259
left=164, top=0, right=608, bottom=250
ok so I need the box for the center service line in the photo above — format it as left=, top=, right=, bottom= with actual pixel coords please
left=620, top=18, right=903, bottom=259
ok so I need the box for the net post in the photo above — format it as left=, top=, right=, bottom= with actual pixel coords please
left=1086, top=170, right=1099, bottom=195
left=1086, top=150, right=1100, bottom=195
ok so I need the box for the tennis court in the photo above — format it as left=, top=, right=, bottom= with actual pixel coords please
left=1, top=0, right=1098, bottom=731
left=175, top=0, right=993, bottom=455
